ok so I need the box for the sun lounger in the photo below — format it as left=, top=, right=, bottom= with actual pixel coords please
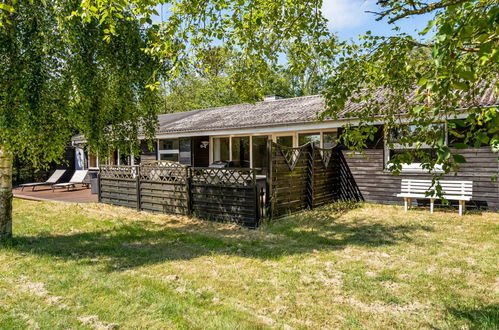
left=52, top=170, right=89, bottom=191
left=19, top=169, right=66, bottom=191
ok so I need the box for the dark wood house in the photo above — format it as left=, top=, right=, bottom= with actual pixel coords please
left=72, top=93, right=498, bottom=211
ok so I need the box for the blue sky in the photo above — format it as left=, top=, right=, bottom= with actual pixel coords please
left=152, top=1, right=434, bottom=42
left=322, top=0, right=433, bottom=41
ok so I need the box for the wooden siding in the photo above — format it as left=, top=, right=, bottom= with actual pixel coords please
left=342, top=147, right=499, bottom=210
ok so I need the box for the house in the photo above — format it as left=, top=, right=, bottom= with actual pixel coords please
left=72, top=93, right=499, bottom=211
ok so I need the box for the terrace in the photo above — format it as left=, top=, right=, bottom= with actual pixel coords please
left=13, top=186, right=97, bottom=204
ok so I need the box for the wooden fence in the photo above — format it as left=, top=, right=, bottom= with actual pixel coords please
left=99, top=162, right=261, bottom=228
left=268, top=141, right=362, bottom=218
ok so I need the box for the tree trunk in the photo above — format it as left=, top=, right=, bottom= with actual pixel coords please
left=0, top=147, right=12, bottom=238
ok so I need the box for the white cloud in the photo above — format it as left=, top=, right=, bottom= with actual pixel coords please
left=322, top=0, right=376, bottom=30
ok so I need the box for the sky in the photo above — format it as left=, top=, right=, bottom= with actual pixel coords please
left=322, top=0, right=433, bottom=41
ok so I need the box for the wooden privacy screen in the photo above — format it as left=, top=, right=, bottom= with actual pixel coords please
left=189, top=167, right=259, bottom=227
left=268, top=142, right=360, bottom=218
left=139, top=162, right=190, bottom=215
left=99, top=162, right=260, bottom=228
left=99, top=165, right=138, bottom=209
left=269, top=143, right=311, bottom=216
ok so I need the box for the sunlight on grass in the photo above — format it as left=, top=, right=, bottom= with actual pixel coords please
left=0, top=199, right=497, bottom=328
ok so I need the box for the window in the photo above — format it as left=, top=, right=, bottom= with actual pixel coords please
left=120, top=153, right=131, bottom=165
left=323, top=132, right=338, bottom=148
left=160, top=153, right=179, bottom=162
left=298, top=132, right=320, bottom=146
left=252, top=136, right=268, bottom=171
left=385, top=123, right=446, bottom=172
left=276, top=135, right=293, bottom=147
left=213, top=137, right=230, bottom=162
left=159, top=139, right=179, bottom=150
left=178, top=138, right=192, bottom=165
left=109, top=150, right=118, bottom=165
left=158, top=138, right=180, bottom=162
left=232, top=136, right=250, bottom=167
left=88, top=153, right=98, bottom=168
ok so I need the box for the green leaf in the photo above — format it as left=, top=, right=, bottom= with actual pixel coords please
left=452, top=154, right=467, bottom=163
left=451, top=142, right=469, bottom=149
left=0, top=3, right=15, bottom=13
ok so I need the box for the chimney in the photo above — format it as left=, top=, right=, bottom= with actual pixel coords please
left=263, top=95, right=284, bottom=102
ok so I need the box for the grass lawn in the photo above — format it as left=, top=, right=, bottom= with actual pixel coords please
left=0, top=199, right=497, bottom=329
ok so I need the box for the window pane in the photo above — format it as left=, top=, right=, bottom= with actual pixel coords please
left=213, top=137, right=230, bottom=162
left=179, top=138, right=191, bottom=165
left=323, top=132, right=338, bottom=148
left=120, top=153, right=130, bottom=165
left=159, top=153, right=179, bottom=162
left=159, top=139, right=179, bottom=150
left=232, top=136, right=250, bottom=167
left=252, top=136, right=268, bottom=170
left=298, top=133, right=320, bottom=146
left=276, top=136, right=293, bottom=147
left=88, top=154, right=98, bottom=168
left=108, top=150, right=118, bottom=165
left=389, top=124, right=444, bottom=146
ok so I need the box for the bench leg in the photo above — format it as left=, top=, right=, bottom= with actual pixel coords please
left=404, top=198, right=408, bottom=212
left=459, top=200, right=465, bottom=216
left=430, top=199, right=435, bottom=214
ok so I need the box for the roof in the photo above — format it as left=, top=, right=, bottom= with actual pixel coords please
left=72, top=86, right=497, bottom=142
left=156, top=85, right=498, bottom=134
left=157, top=95, right=327, bottom=134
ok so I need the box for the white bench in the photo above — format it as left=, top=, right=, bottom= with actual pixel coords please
left=397, top=179, right=472, bottom=216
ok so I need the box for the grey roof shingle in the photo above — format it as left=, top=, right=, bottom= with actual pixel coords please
left=157, top=86, right=498, bottom=134
left=157, top=95, right=326, bottom=134
left=72, top=86, right=497, bottom=141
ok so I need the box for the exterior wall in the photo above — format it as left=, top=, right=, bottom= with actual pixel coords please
left=342, top=147, right=499, bottom=211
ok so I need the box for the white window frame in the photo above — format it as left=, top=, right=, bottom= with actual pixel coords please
left=208, top=129, right=339, bottom=167
left=157, top=138, right=180, bottom=162
left=384, top=123, right=447, bottom=173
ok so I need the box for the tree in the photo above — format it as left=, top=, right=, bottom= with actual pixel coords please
left=0, top=1, right=164, bottom=238
left=162, top=46, right=329, bottom=113
left=323, top=0, right=498, bottom=188
left=0, top=0, right=334, bottom=237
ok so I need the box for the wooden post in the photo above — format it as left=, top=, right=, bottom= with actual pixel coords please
left=430, top=198, right=435, bottom=213
left=307, top=142, right=315, bottom=209
left=136, top=165, right=141, bottom=211
left=97, top=170, right=101, bottom=203
left=186, top=167, right=192, bottom=216
left=253, top=170, right=259, bottom=227
left=266, top=138, right=273, bottom=219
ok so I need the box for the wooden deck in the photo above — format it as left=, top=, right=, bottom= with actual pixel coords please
left=13, top=185, right=98, bottom=203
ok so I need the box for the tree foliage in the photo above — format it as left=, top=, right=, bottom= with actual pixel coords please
left=162, top=46, right=328, bottom=113
left=0, top=0, right=164, bottom=165
left=323, top=0, right=498, bottom=181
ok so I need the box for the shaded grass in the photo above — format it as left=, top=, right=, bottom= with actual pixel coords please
left=0, top=199, right=497, bottom=329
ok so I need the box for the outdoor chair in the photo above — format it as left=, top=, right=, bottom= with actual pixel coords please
left=19, top=169, right=67, bottom=191
left=51, top=170, right=89, bottom=191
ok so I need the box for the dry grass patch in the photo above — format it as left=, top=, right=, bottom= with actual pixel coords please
left=0, top=199, right=497, bottom=329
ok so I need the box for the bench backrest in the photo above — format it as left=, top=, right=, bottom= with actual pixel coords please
left=401, top=179, right=473, bottom=198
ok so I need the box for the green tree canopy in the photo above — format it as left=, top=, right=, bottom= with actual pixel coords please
left=323, top=0, right=498, bottom=179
